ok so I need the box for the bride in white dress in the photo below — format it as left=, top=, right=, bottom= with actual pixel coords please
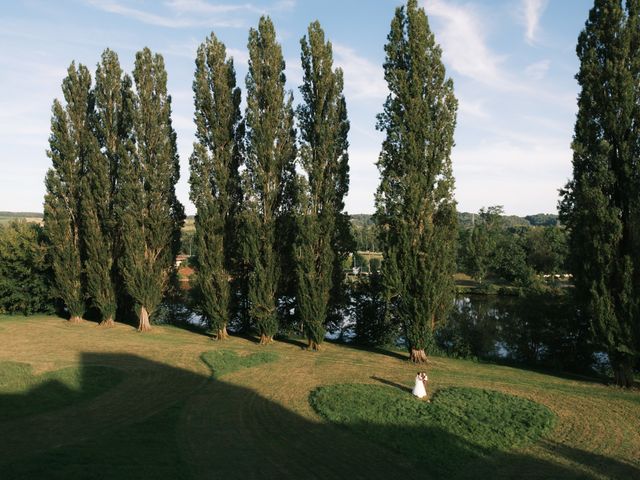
left=412, top=372, right=428, bottom=399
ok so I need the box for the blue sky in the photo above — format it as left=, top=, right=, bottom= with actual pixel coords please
left=0, top=0, right=592, bottom=215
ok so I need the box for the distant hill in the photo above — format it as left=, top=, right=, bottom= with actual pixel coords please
left=0, top=211, right=558, bottom=229
left=0, top=211, right=44, bottom=225
left=0, top=211, right=43, bottom=218
left=350, top=212, right=558, bottom=229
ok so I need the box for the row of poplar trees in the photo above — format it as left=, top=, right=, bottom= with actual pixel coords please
left=44, top=48, right=184, bottom=332
left=189, top=1, right=458, bottom=355
left=43, top=0, right=460, bottom=359
left=190, top=17, right=351, bottom=348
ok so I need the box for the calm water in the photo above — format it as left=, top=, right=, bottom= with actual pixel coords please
left=161, top=290, right=599, bottom=373
left=437, top=294, right=598, bottom=372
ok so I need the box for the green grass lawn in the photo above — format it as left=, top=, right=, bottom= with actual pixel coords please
left=0, top=315, right=638, bottom=479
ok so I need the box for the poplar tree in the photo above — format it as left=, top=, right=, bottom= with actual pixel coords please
left=559, top=0, right=640, bottom=387
left=295, top=21, right=350, bottom=350
left=189, top=33, right=243, bottom=340
left=375, top=0, right=458, bottom=363
left=44, top=63, right=94, bottom=323
left=118, top=48, right=185, bottom=332
left=244, top=16, right=297, bottom=344
left=81, top=49, right=127, bottom=327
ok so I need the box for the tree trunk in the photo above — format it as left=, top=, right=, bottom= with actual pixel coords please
left=259, top=333, right=273, bottom=345
left=613, top=360, right=634, bottom=388
left=69, top=315, right=82, bottom=324
left=410, top=348, right=428, bottom=363
left=213, top=325, right=229, bottom=340
left=138, top=306, right=152, bottom=332
left=307, top=338, right=320, bottom=351
left=100, top=316, right=115, bottom=328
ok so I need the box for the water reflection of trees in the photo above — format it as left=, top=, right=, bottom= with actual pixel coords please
left=437, top=292, right=595, bottom=373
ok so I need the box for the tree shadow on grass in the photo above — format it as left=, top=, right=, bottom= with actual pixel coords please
left=324, top=338, right=409, bottom=361
left=0, top=352, right=636, bottom=479
left=276, top=335, right=310, bottom=349
left=370, top=375, right=412, bottom=394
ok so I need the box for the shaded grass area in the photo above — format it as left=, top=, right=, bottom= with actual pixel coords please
left=0, top=361, right=123, bottom=421
left=310, top=384, right=556, bottom=477
left=2, top=400, right=190, bottom=480
left=0, top=317, right=638, bottom=479
left=200, top=350, right=279, bottom=378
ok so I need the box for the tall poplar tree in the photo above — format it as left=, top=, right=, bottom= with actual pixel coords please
left=189, top=33, right=243, bottom=340
left=118, top=48, right=185, bottom=332
left=81, top=49, right=128, bottom=327
left=559, top=0, right=640, bottom=387
left=244, top=16, right=297, bottom=344
left=375, top=0, right=458, bottom=363
left=44, top=62, right=94, bottom=323
left=295, top=21, right=350, bottom=350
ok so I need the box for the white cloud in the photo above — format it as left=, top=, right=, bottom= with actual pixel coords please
left=227, top=48, right=250, bottom=67
left=333, top=43, right=387, bottom=101
left=525, top=59, right=550, bottom=80
left=452, top=137, right=571, bottom=215
left=344, top=148, right=380, bottom=213
left=521, top=0, right=548, bottom=45
left=458, top=97, right=489, bottom=120
left=86, top=0, right=240, bottom=28
left=424, top=0, right=512, bottom=90
left=86, top=0, right=296, bottom=29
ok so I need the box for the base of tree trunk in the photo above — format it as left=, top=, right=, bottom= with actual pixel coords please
left=69, top=315, right=82, bottom=324
left=99, top=317, right=115, bottom=328
left=138, top=306, right=152, bottom=333
left=410, top=348, right=428, bottom=363
left=613, top=362, right=634, bottom=388
left=259, top=333, right=274, bottom=345
left=307, top=339, right=321, bottom=351
left=212, top=325, right=229, bottom=340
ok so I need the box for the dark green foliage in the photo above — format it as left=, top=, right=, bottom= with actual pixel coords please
left=117, top=48, right=185, bottom=329
left=526, top=226, right=568, bottom=274
left=310, top=384, right=556, bottom=477
left=493, top=228, right=535, bottom=286
left=44, top=63, right=94, bottom=321
left=295, top=21, right=351, bottom=349
left=353, top=273, right=398, bottom=346
left=81, top=49, right=128, bottom=325
left=559, top=0, right=640, bottom=387
left=0, top=221, right=53, bottom=315
left=189, top=33, right=243, bottom=337
left=375, top=0, right=458, bottom=360
left=243, top=17, right=297, bottom=343
left=465, top=206, right=503, bottom=283
left=525, top=213, right=559, bottom=227
left=0, top=362, right=122, bottom=421
left=200, top=350, right=279, bottom=378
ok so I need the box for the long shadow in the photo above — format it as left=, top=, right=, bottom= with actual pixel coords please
left=370, top=375, right=412, bottom=394
left=276, top=335, right=309, bottom=349
left=324, top=338, right=409, bottom=361
left=0, top=352, right=636, bottom=479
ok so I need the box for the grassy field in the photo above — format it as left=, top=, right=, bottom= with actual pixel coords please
left=0, top=315, right=638, bottom=479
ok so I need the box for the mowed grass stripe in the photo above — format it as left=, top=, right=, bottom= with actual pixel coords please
left=0, top=316, right=638, bottom=479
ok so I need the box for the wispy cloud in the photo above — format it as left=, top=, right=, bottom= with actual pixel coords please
left=457, top=96, right=489, bottom=120
left=333, top=43, right=386, bottom=101
left=520, top=0, right=548, bottom=45
left=424, top=0, right=511, bottom=90
left=453, top=137, right=571, bottom=214
left=86, top=0, right=296, bottom=29
left=525, top=59, right=550, bottom=80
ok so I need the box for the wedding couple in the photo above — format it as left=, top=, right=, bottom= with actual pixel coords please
left=412, top=371, right=429, bottom=400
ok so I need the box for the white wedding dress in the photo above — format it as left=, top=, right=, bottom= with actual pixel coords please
left=412, top=375, right=427, bottom=398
